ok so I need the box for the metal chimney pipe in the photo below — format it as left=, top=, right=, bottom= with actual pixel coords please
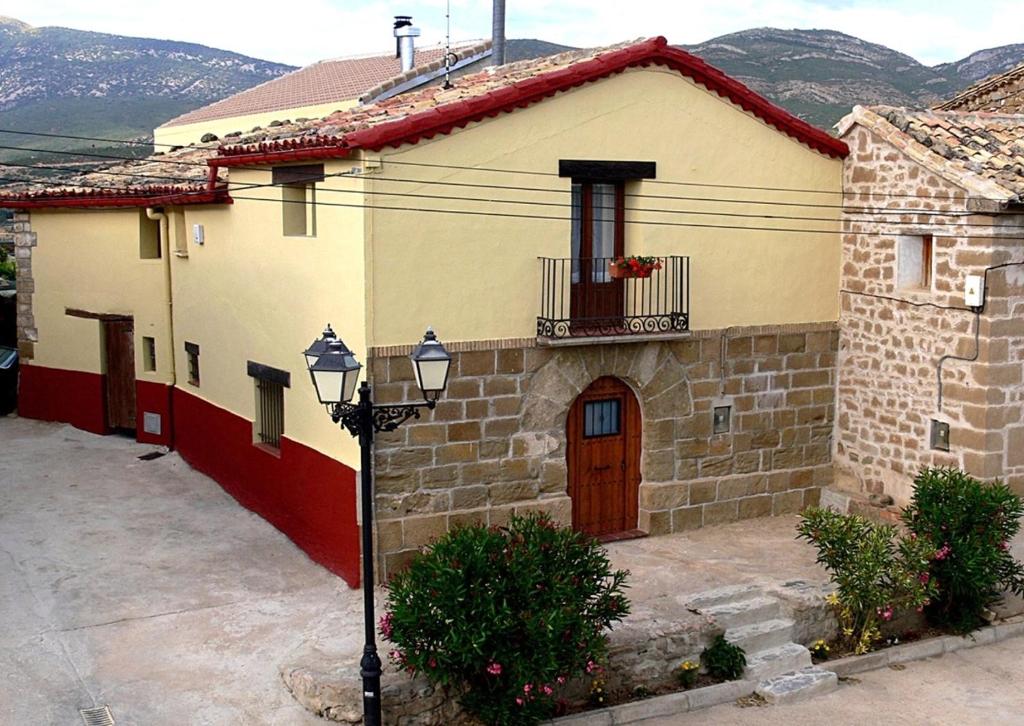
left=393, top=15, right=420, bottom=73
left=492, top=0, right=506, bottom=66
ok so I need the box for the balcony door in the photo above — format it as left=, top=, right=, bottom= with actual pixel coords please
left=570, top=181, right=625, bottom=327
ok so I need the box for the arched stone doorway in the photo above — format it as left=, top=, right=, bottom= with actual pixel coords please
left=566, top=376, right=641, bottom=537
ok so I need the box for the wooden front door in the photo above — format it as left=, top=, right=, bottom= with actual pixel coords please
left=103, top=318, right=136, bottom=431
left=566, top=377, right=641, bottom=538
left=570, top=182, right=625, bottom=327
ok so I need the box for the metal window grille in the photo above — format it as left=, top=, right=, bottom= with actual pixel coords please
left=255, top=378, right=284, bottom=448
left=187, top=351, right=200, bottom=386
left=583, top=398, right=621, bottom=438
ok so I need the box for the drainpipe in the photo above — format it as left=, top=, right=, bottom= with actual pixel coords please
left=146, top=207, right=177, bottom=388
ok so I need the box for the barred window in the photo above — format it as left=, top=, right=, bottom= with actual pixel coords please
left=185, top=342, right=200, bottom=386
left=248, top=361, right=290, bottom=450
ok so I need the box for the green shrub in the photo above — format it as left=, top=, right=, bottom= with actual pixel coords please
left=902, top=468, right=1024, bottom=633
left=0, top=247, right=14, bottom=281
left=798, top=508, right=936, bottom=653
left=701, top=635, right=746, bottom=680
left=381, top=513, right=630, bottom=725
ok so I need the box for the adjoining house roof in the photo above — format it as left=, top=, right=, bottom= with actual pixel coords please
left=158, top=41, right=492, bottom=130
left=212, top=36, right=849, bottom=166
left=0, top=145, right=230, bottom=209
left=837, top=105, right=1024, bottom=202
left=936, top=62, right=1024, bottom=115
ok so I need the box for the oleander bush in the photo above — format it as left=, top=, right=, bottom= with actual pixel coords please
left=902, top=467, right=1024, bottom=633
left=381, top=512, right=630, bottom=725
left=798, top=507, right=936, bottom=653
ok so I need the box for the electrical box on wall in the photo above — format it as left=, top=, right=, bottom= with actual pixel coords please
left=965, top=274, right=984, bottom=308
left=192, top=224, right=205, bottom=246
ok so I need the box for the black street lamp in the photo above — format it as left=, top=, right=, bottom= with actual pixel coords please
left=303, top=325, right=452, bottom=726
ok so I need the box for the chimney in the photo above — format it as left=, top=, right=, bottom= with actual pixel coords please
left=492, top=0, right=506, bottom=66
left=393, top=15, right=421, bottom=73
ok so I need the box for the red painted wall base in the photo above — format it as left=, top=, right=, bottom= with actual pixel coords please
left=172, top=388, right=361, bottom=586
left=17, top=364, right=361, bottom=586
left=18, top=363, right=108, bottom=435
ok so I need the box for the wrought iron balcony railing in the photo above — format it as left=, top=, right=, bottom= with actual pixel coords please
left=537, top=256, right=690, bottom=340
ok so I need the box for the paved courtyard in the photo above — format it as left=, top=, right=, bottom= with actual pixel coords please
left=3, top=415, right=1024, bottom=725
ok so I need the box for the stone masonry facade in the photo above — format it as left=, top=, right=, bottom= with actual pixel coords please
left=368, top=322, right=837, bottom=579
left=837, top=123, right=1024, bottom=503
left=12, top=211, right=36, bottom=360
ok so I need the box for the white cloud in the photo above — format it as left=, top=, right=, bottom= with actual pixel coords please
left=2, top=0, right=1020, bottom=67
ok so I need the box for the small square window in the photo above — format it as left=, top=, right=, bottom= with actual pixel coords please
left=141, top=336, right=156, bottom=372
left=254, top=378, right=284, bottom=449
left=897, top=234, right=933, bottom=290
left=583, top=398, right=621, bottom=438
left=185, top=341, right=200, bottom=386
left=713, top=405, right=731, bottom=434
left=931, top=420, right=950, bottom=452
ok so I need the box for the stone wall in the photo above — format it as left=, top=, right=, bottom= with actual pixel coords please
left=836, top=123, right=1024, bottom=502
left=368, top=322, right=837, bottom=579
left=12, top=211, right=36, bottom=360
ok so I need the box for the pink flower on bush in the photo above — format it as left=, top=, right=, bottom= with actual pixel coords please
left=934, top=544, right=952, bottom=561
left=379, top=613, right=393, bottom=639
left=428, top=657, right=437, bottom=669
left=586, top=660, right=597, bottom=674
left=918, top=572, right=930, bottom=584
left=556, top=675, right=567, bottom=685
left=999, top=541, right=1010, bottom=551
left=876, top=605, right=894, bottom=622
left=542, top=684, right=554, bottom=696
left=486, top=661, right=502, bottom=676
left=523, top=683, right=533, bottom=694
left=515, top=697, right=524, bottom=706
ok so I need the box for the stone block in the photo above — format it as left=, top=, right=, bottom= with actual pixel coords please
left=484, top=417, right=519, bottom=439
left=755, top=667, right=836, bottom=704
left=447, top=421, right=482, bottom=442
left=479, top=440, right=510, bottom=459
left=772, top=490, right=804, bottom=515
left=778, top=333, right=807, bottom=353
left=465, top=398, right=490, bottom=419
left=672, top=506, right=702, bottom=531
left=435, top=442, right=479, bottom=465
left=451, top=485, right=488, bottom=509
left=407, top=424, right=446, bottom=446
left=447, top=377, right=481, bottom=399
left=383, top=549, right=419, bottom=578
left=489, top=481, right=539, bottom=505
left=717, top=475, right=765, bottom=500
left=421, top=464, right=458, bottom=487
left=496, top=349, right=525, bottom=374
left=686, top=679, right=756, bottom=710
left=459, top=350, right=495, bottom=376
left=448, top=509, right=487, bottom=530
left=640, top=482, right=689, bottom=510
left=738, top=494, right=772, bottom=519
left=703, top=500, right=738, bottom=525
left=461, top=460, right=501, bottom=484
left=376, top=519, right=403, bottom=553
left=386, top=447, right=434, bottom=471
left=689, top=481, right=717, bottom=505
left=483, top=376, right=518, bottom=397
left=492, top=396, right=521, bottom=417
left=641, top=509, right=672, bottom=536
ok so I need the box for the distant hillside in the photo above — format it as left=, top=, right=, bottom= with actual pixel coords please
left=0, top=16, right=295, bottom=168
left=506, top=38, right=575, bottom=62
left=681, top=28, right=1024, bottom=130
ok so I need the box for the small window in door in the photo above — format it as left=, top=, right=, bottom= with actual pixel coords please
left=583, top=398, right=621, bottom=438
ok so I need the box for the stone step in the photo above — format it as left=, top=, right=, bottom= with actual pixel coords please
left=755, top=666, right=838, bottom=705
left=702, top=596, right=782, bottom=630
left=743, top=642, right=813, bottom=681
left=725, top=618, right=794, bottom=655
left=685, top=584, right=763, bottom=611
left=819, top=487, right=901, bottom=524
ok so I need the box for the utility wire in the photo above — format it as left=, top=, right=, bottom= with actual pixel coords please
left=5, top=158, right=1024, bottom=233
left=0, top=126, right=1019, bottom=209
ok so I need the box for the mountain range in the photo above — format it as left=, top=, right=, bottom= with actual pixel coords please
left=0, top=16, right=1023, bottom=172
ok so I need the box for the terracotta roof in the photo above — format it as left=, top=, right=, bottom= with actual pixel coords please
left=0, top=145, right=230, bottom=209
left=212, top=36, right=849, bottom=167
left=936, top=62, right=1024, bottom=114
left=837, top=105, right=1024, bottom=201
left=159, top=41, right=491, bottom=130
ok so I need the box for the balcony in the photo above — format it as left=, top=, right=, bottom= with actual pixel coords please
left=537, top=256, right=690, bottom=342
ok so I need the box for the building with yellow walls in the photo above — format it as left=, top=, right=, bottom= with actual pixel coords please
left=5, top=37, right=848, bottom=587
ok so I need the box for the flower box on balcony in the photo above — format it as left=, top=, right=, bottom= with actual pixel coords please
left=609, top=256, right=663, bottom=279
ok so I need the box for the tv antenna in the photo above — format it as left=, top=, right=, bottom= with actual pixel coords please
left=442, top=0, right=456, bottom=89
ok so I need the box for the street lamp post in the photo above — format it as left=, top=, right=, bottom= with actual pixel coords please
left=303, top=326, right=452, bottom=726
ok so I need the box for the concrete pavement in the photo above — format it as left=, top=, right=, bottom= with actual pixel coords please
left=0, top=416, right=362, bottom=725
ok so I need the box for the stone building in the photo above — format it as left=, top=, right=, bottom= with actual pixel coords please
left=834, top=105, right=1024, bottom=504
left=936, top=62, right=1024, bottom=115
left=4, top=37, right=849, bottom=586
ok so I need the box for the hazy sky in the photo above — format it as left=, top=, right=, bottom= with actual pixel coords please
left=4, top=0, right=1019, bottom=67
